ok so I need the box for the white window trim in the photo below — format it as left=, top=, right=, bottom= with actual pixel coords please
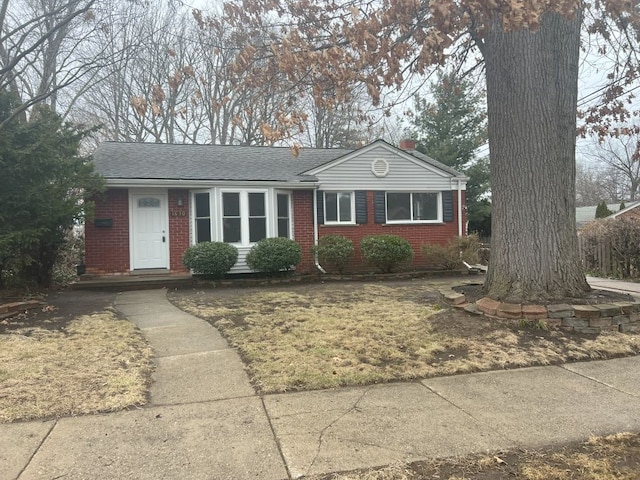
left=191, top=190, right=214, bottom=244
left=275, top=190, right=294, bottom=239
left=219, top=188, right=269, bottom=246
left=385, top=191, right=443, bottom=224
left=323, top=191, right=356, bottom=225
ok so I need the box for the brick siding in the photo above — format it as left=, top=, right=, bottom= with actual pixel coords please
left=85, top=189, right=130, bottom=274
left=294, top=190, right=466, bottom=274
left=168, top=189, right=190, bottom=273
left=88, top=188, right=465, bottom=275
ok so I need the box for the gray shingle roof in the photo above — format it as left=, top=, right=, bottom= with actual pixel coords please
left=92, top=142, right=352, bottom=182
left=576, top=203, right=623, bottom=226
left=92, top=140, right=465, bottom=183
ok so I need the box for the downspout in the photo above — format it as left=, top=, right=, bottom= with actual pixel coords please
left=312, top=188, right=326, bottom=273
left=457, top=179, right=463, bottom=237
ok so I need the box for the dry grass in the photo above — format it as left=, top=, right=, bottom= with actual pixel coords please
left=311, top=432, right=640, bottom=480
left=0, top=309, right=154, bottom=423
left=169, top=280, right=640, bottom=394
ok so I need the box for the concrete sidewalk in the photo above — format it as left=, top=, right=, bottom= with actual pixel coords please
left=588, top=276, right=640, bottom=298
left=5, top=288, right=640, bottom=479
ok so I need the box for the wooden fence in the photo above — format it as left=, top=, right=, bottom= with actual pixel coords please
left=578, top=235, right=638, bottom=278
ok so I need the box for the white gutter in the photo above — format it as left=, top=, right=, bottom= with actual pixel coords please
left=312, top=189, right=326, bottom=273
left=104, top=178, right=319, bottom=189
left=457, top=180, right=463, bottom=236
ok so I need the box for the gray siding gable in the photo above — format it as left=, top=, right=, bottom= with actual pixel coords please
left=305, top=141, right=467, bottom=191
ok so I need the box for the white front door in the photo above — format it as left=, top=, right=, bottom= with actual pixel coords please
left=132, top=193, right=168, bottom=269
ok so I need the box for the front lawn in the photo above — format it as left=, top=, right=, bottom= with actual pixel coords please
left=168, top=279, right=640, bottom=393
left=0, top=296, right=154, bottom=423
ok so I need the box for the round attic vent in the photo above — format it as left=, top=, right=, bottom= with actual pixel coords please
left=371, top=158, right=389, bottom=177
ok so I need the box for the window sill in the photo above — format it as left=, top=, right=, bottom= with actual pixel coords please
left=321, top=223, right=358, bottom=227
left=383, top=221, right=445, bottom=226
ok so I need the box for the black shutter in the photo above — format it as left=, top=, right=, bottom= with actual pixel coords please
left=442, top=190, right=454, bottom=222
left=374, top=191, right=386, bottom=223
left=355, top=191, right=368, bottom=224
left=316, top=191, right=324, bottom=224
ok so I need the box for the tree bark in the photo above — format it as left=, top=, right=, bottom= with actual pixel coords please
left=483, top=11, right=590, bottom=303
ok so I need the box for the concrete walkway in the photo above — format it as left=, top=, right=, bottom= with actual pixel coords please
left=588, top=276, right=640, bottom=298
left=5, top=288, right=640, bottom=479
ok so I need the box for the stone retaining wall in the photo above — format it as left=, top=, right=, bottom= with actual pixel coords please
left=440, top=290, right=640, bottom=334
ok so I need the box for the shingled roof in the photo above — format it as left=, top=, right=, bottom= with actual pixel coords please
left=92, top=140, right=464, bottom=183
left=92, top=142, right=351, bottom=182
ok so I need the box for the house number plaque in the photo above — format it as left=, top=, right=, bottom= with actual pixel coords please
left=170, top=209, right=187, bottom=217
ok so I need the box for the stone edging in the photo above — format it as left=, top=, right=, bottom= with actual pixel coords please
left=0, top=300, right=44, bottom=321
left=439, top=289, right=640, bottom=334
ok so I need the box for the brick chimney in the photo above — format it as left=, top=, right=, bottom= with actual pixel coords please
left=399, top=138, right=416, bottom=151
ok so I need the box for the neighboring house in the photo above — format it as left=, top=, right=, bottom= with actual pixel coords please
left=575, top=203, right=622, bottom=228
left=611, top=202, right=640, bottom=221
left=85, top=139, right=468, bottom=275
left=576, top=202, right=640, bottom=229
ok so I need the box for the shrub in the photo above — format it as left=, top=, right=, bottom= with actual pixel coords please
left=246, top=237, right=302, bottom=274
left=313, top=235, right=354, bottom=274
left=182, top=241, right=238, bottom=277
left=360, top=234, right=413, bottom=273
left=421, top=234, right=481, bottom=270
left=595, top=200, right=613, bottom=219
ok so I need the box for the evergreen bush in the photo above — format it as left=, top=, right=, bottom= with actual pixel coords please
left=182, top=241, right=238, bottom=277
left=313, top=235, right=354, bottom=274
left=360, top=234, right=413, bottom=273
left=595, top=200, right=613, bottom=219
left=246, top=237, right=302, bottom=274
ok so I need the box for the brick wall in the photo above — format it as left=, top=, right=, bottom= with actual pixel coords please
left=85, top=189, right=130, bottom=274
left=293, top=190, right=316, bottom=272
left=168, top=189, right=190, bottom=272
left=88, top=187, right=465, bottom=275
left=294, top=190, right=466, bottom=274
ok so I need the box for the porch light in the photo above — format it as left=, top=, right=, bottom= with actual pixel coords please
left=177, top=195, right=185, bottom=207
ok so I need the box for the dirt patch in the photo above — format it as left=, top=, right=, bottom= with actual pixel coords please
left=310, top=432, right=640, bottom=479
left=168, top=278, right=640, bottom=393
left=1, top=290, right=115, bottom=334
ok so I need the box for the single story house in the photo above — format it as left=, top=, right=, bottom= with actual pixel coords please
left=85, top=139, right=468, bottom=275
left=576, top=201, right=640, bottom=228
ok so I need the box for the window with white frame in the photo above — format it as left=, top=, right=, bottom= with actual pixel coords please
left=194, top=192, right=212, bottom=243
left=276, top=193, right=291, bottom=237
left=222, top=192, right=242, bottom=243
left=324, top=192, right=354, bottom=224
left=221, top=190, right=269, bottom=244
left=248, top=192, right=267, bottom=242
left=386, top=192, right=441, bottom=222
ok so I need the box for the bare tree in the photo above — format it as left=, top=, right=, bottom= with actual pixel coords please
left=304, top=85, right=372, bottom=148
left=0, top=0, right=105, bottom=126
left=584, top=134, right=640, bottom=201
left=575, top=162, right=623, bottom=206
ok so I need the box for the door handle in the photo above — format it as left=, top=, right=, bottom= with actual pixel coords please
left=162, top=236, right=166, bottom=243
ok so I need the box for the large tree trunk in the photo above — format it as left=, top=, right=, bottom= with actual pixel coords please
left=483, top=11, right=590, bottom=303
